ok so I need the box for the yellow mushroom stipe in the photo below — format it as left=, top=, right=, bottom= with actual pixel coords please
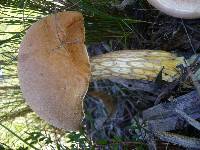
left=90, top=50, right=184, bottom=82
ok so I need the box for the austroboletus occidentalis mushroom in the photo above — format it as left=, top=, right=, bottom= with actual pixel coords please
left=147, top=0, right=200, bottom=19
left=18, top=11, right=184, bottom=131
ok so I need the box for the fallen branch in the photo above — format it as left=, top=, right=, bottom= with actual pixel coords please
left=154, top=131, right=200, bottom=149
left=143, top=91, right=200, bottom=121
left=143, top=91, right=200, bottom=132
left=143, top=91, right=200, bottom=149
left=175, top=109, right=200, bottom=131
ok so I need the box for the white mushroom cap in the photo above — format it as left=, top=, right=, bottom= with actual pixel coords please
left=147, top=0, right=200, bottom=19
left=18, top=11, right=91, bottom=130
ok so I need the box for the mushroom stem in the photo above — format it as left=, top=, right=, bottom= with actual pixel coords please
left=90, top=50, right=184, bottom=82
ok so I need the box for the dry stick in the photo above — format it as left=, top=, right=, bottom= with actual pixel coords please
left=144, top=91, right=200, bottom=148
left=143, top=91, right=200, bottom=132
left=143, top=91, right=200, bottom=120
left=181, top=19, right=196, bottom=54
left=175, top=109, right=200, bottom=131
left=154, top=131, right=200, bottom=149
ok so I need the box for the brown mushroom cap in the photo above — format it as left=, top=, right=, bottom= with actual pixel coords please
left=147, top=0, right=200, bottom=19
left=18, top=11, right=91, bottom=130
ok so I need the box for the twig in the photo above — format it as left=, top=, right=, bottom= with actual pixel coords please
left=154, top=131, right=200, bottom=149
left=181, top=19, right=196, bottom=54
left=143, top=91, right=200, bottom=121
left=175, top=109, right=200, bottom=131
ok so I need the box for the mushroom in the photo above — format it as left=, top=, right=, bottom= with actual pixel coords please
left=147, top=0, right=200, bottom=19
left=18, top=11, right=184, bottom=131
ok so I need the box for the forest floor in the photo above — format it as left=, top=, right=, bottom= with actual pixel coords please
left=1, top=0, right=200, bottom=149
